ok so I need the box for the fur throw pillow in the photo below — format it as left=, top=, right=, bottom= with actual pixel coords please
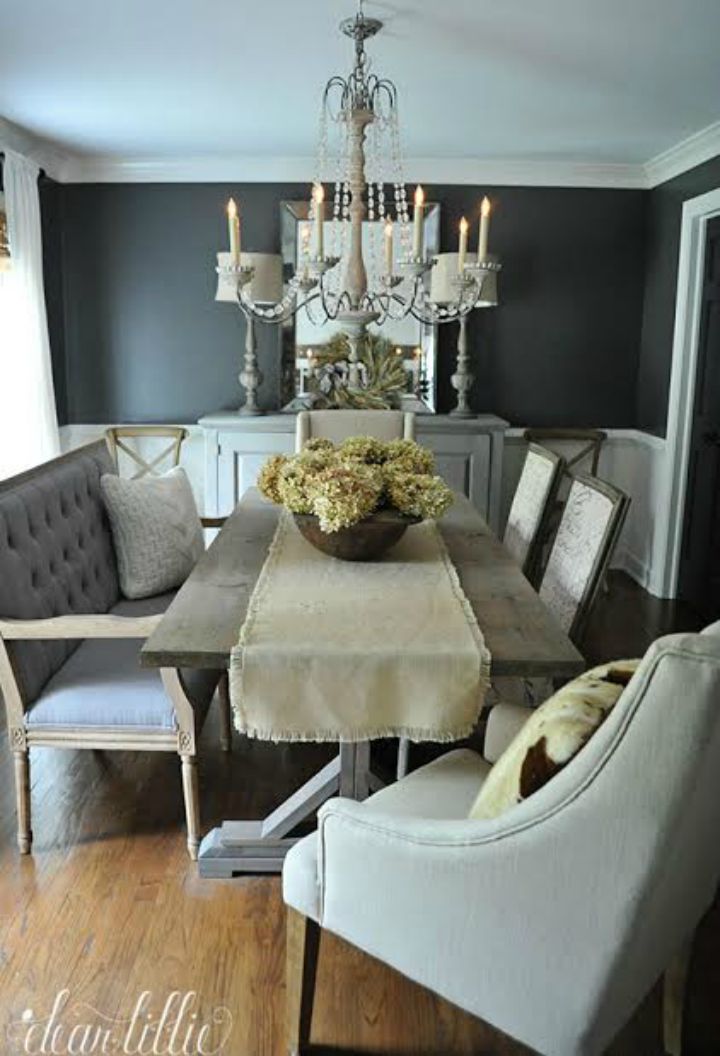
left=469, top=660, right=639, bottom=820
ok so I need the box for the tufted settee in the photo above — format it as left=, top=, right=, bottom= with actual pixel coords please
left=0, top=440, right=224, bottom=859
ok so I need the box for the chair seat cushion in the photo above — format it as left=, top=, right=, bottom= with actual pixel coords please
left=26, top=593, right=218, bottom=731
left=283, top=748, right=490, bottom=921
left=469, top=660, right=639, bottom=820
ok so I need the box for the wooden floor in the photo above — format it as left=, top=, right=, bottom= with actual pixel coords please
left=0, top=573, right=717, bottom=1055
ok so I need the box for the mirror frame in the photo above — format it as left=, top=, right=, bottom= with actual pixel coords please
left=279, top=199, right=440, bottom=410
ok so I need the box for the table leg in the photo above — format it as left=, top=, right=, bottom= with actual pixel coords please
left=198, top=740, right=381, bottom=878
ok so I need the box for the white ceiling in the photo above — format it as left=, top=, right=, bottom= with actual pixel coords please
left=1, top=0, right=720, bottom=182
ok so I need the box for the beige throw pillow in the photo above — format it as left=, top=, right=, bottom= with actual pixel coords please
left=469, top=660, right=639, bottom=820
left=101, top=467, right=204, bottom=599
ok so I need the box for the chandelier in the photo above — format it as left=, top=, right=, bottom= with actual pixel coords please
left=216, top=1, right=501, bottom=413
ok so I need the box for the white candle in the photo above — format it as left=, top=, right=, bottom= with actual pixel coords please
left=458, top=217, right=469, bottom=272
left=227, top=198, right=240, bottom=267
left=313, top=183, right=325, bottom=259
left=478, top=196, right=491, bottom=262
left=412, top=185, right=425, bottom=259
left=384, top=220, right=394, bottom=275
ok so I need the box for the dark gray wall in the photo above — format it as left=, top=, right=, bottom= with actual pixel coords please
left=47, top=181, right=647, bottom=426
left=637, top=155, right=720, bottom=434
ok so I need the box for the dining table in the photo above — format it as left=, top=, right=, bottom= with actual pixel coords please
left=141, top=488, right=584, bottom=877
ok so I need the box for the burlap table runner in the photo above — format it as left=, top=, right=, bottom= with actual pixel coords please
left=229, top=511, right=490, bottom=742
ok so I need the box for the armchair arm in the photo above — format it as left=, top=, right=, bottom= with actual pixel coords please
left=0, top=613, right=162, bottom=640
left=315, top=795, right=613, bottom=1049
left=483, top=703, right=532, bottom=763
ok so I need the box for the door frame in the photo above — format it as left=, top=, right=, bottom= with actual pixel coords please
left=656, top=188, right=720, bottom=598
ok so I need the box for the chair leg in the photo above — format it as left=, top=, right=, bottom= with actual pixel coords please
left=286, top=908, right=320, bottom=1056
left=13, top=749, right=32, bottom=854
left=397, top=737, right=409, bottom=780
left=218, top=671, right=232, bottom=753
left=180, top=754, right=200, bottom=861
left=663, top=935, right=693, bottom=1056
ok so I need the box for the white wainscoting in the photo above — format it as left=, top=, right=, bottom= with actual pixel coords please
left=61, top=423, right=667, bottom=596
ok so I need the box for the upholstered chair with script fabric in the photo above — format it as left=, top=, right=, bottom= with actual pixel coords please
left=283, top=622, right=720, bottom=1056
left=539, top=473, right=629, bottom=644
left=503, top=442, right=564, bottom=587
left=295, top=410, right=415, bottom=451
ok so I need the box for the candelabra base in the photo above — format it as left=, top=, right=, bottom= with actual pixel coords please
left=448, top=407, right=478, bottom=419
left=237, top=405, right=265, bottom=417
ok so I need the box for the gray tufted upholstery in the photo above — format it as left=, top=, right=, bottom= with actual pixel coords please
left=0, top=442, right=120, bottom=705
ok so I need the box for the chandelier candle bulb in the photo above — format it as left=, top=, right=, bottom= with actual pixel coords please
left=412, top=185, right=425, bottom=258
left=227, top=198, right=241, bottom=267
left=458, top=217, right=469, bottom=272
left=314, top=183, right=325, bottom=258
left=478, top=196, right=491, bottom=262
left=384, top=220, right=394, bottom=275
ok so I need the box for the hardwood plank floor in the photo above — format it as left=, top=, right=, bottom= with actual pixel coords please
left=0, top=573, right=716, bottom=1055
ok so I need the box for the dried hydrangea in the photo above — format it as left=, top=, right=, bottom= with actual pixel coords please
left=256, top=435, right=450, bottom=533
left=276, top=461, right=317, bottom=514
left=296, top=449, right=334, bottom=471
left=338, top=436, right=390, bottom=465
left=386, top=472, right=454, bottom=520
left=257, top=454, right=288, bottom=505
left=385, top=438, right=435, bottom=475
left=308, top=463, right=384, bottom=533
left=303, top=437, right=335, bottom=454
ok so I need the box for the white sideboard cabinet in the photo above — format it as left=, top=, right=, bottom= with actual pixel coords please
left=198, top=412, right=509, bottom=533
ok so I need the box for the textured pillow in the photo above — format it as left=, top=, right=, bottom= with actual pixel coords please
left=469, top=659, right=639, bottom=820
left=101, top=468, right=204, bottom=599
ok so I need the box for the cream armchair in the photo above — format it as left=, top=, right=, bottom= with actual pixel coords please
left=283, top=623, right=720, bottom=1055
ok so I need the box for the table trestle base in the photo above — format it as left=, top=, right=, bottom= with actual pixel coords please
left=198, top=742, right=381, bottom=877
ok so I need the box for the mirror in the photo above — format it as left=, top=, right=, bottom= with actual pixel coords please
left=279, top=200, right=440, bottom=412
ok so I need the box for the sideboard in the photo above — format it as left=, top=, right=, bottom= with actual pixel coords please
left=198, top=412, right=509, bottom=533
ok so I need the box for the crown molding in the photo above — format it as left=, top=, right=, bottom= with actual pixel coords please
left=60, top=152, right=647, bottom=188
left=644, top=120, right=720, bottom=189
left=0, top=117, right=73, bottom=182
left=3, top=114, right=720, bottom=190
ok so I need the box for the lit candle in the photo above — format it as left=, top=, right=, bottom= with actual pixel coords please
left=227, top=198, right=240, bottom=267
left=412, top=185, right=425, bottom=259
left=458, top=217, right=469, bottom=272
left=478, top=196, right=491, bottom=262
left=313, top=183, right=325, bottom=259
left=384, top=220, right=394, bottom=275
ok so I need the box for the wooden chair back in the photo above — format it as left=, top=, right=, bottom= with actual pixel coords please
left=538, top=473, right=630, bottom=643
left=523, top=428, right=607, bottom=478
left=503, top=443, right=565, bottom=587
left=105, top=426, right=188, bottom=479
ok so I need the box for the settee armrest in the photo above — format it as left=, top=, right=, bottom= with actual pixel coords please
left=483, top=702, right=532, bottom=763
left=201, top=516, right=227, bottom=529
left=0, top=613, right=162, bottom=640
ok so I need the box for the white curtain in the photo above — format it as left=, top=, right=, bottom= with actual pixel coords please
left=0, top=149, right=60, bottom=478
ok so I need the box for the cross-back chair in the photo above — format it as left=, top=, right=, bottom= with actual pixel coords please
left=105, top=425, right=189, bottom=479
left=523, top=428, right=607, bottom=479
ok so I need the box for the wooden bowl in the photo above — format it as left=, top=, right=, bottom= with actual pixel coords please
left=293, top=508, right=421, bottom=561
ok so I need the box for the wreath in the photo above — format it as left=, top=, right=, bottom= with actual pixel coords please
left=307, top=331, right=408, bottom=410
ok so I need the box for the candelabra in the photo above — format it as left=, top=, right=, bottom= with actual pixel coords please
left=215, top=2, right=501, bottom=415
